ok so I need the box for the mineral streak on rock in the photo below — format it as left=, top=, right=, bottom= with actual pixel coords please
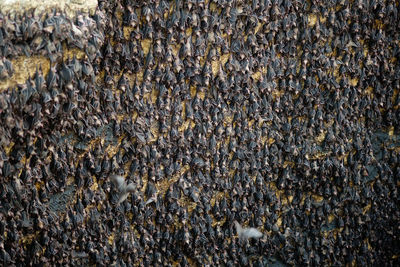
left=0, top=0, right=98, bottom=16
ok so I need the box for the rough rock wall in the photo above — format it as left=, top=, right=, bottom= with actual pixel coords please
left=0, top=0, right=400, bottom=266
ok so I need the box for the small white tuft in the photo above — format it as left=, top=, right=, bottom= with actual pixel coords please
left=234, top=220, right=263, bottom=241
left=109, top=175, right=136, bottom=205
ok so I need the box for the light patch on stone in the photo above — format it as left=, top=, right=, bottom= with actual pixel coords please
left=0, top=0, right=98, bottom=16
left=350, top=77, right=359, bottom=86
left=211, top=59, right=219, bottom=76
left=251, top=71, right=262, bottom=80
left=312, top=194, right=324, bottom=203
left=62, top=48, right=86, bottom=61
left=308, top=14, right=318, bottom=27
left=141, top=39, right=152, bottom=55
left=0, top=56, right=50, bottom=92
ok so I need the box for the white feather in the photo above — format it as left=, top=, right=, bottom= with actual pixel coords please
left=242, top=228, right=263, bottom=239
left=124, top=183, right=136, bottom=193
left=110, top=175, right=125, bottom=191
left=234, top=220, right=263, bottom=241
left=110, top=175, right=136, bottom=205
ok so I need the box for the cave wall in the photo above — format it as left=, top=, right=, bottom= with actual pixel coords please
left=0, top=0, right=400, bottom=266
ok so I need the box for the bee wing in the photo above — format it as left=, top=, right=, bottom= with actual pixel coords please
left=110, top=175, right=125, bottom=190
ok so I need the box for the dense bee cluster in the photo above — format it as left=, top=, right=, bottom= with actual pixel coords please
left=0, top=0, right=400, bottom=265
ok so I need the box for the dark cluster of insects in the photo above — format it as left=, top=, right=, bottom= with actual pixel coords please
left=1, top=0, right=400, bottom=266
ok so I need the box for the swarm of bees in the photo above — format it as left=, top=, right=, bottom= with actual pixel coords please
left=0, top=0, right=399, bottom=265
